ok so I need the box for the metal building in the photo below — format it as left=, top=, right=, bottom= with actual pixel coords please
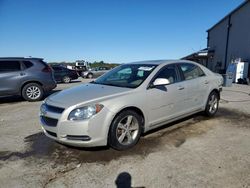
left=182, top=48, right=210, bottom=67
left=207, top=0, right=250, bottom=79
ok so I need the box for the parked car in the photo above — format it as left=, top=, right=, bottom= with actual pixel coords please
left=82, top=67, right=110, bottom=79
left=40, top=60, right=223, bottom=150
left=51, top=65, right=79, bottom=83
left=0, top=57, right=56, bottom=101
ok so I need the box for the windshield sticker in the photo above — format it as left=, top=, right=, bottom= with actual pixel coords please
left=138, top=66, right=154, bottom=71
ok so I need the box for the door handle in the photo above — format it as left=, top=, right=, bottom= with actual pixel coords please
left=20, top=72, right=26, bottom=76
left=178, top=86, right=185, bottom=90
left=204, top=80, right=209, bottom=84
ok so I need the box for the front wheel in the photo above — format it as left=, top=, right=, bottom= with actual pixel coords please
left=108, top=110, right=143, bottom=150
left=204, top=91, right=219, bottom=117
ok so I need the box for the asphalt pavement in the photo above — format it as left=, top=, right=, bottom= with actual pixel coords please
left=0, top=80, right=250, bottom=188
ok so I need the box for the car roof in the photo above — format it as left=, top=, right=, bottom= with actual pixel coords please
left=0, top=57, right=43, bottom=60
left=128, top=59, right=196, bottom=65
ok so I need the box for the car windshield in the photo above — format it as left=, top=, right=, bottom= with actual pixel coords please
left=92, top=64, right=156, bottom=88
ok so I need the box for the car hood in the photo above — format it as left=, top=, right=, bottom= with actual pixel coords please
left=46, top=83, right=132, bottom=108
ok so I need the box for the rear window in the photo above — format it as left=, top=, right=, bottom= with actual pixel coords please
left=38, top=60, right=49, bottom=67
left=0, top=61, right=21, bottom=72
left=23, top=61, right=33, bottom=69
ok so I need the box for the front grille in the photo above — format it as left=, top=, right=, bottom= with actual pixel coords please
left=45, top=104, right=64, bottom=114
left=46, top=130, right=57, bottom=137
left=41, top=116, right=58, bottom=127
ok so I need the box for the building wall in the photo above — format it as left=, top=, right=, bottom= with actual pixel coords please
left=208, top=18, right=228, bottom=72
left=227, top=1, right=250, bottom=76
left=208, top=1, right=250, bottom=75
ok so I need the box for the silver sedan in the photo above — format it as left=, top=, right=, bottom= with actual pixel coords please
left=40, top=60, right=223, bottom=150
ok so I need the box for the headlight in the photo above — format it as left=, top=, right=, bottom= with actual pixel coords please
left=68, top=104, right=104, bottom=121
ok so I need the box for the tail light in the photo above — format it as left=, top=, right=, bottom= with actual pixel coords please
left=42, top=66, right=52, bottom=73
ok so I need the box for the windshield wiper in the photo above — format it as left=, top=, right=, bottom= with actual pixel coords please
left=101, top=83, right=135, bottom=88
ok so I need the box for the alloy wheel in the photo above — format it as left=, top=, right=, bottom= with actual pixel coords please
left=116, top=115, right=139, bottom=145
left=208, top=94, right=218, bottom=114
left=26, top=86, right=41, bottom=100
left=63, top=76, right=70, bottom=83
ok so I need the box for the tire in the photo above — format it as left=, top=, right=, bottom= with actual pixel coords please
left=204, top=91, right=219, bottom=117
left=62, top=76, right=71, bottom=83
left=87, top=73, right=93, bottom=79
left=22, top=83, right=44, bottom=102
left=108, top=110, right=143, bottom=150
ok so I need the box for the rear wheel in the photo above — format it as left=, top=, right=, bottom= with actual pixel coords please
left=22, top=83, right=44, bottom=102
left=62, top=76, right=71, bottom=83
left=108, top=110, right=143, bottom=150
left=204, top=91, right=219, bottom=117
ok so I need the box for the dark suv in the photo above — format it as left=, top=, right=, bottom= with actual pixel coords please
left=51, top=65, right=79, bottom=83
left=0, top=57, right=57, bottom=102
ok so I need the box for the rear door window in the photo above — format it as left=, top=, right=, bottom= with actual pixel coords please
left=0, top=61, right=21, bottom=72
left=23, top=61, right=33, bottom=69
left=179, top=63, right=205, bottom=80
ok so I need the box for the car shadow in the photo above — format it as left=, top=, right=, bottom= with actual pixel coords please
left=0, top=95, right=24, bottom=104
left=56, top=80, right=82, bottom=84
left=1, top=108, right=247, bottom=165
left=70, top=80, right=82, bottom=83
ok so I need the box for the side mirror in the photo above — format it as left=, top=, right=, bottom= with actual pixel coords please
left=153, top=78, right=170, bottom=86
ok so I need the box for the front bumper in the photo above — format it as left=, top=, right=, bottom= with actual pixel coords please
left=40, top=104, right=115, bottom=147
